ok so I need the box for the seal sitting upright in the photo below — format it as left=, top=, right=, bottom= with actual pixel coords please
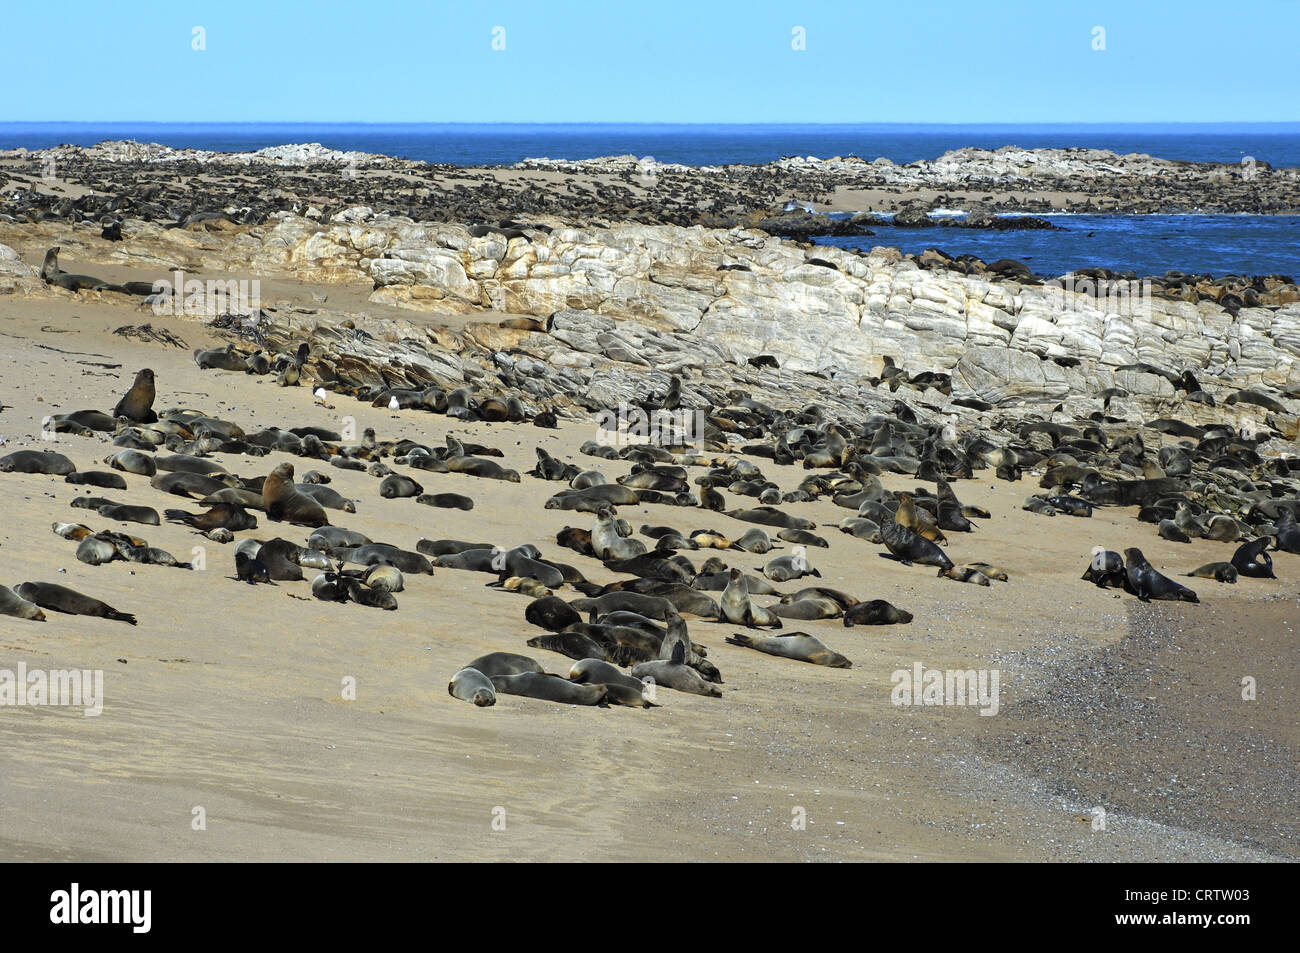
left=263, top=462, right=330, bottom=527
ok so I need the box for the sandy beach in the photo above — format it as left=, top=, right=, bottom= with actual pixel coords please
left=1, top=271, right=1295, bottom=862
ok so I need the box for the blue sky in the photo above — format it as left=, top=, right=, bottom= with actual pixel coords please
left=3, top=0, right=1296, bottom=122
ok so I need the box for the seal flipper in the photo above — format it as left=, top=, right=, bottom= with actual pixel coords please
left=670, top=641, right=686, bottom=665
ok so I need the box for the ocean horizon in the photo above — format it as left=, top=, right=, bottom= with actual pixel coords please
left=4, top=122, right=1300, bottom=169
left=6, top=122, right=1299, bottom=276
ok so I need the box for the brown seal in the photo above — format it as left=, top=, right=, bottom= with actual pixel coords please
left=263, top=462, right=330, bottom=527
left=113, top=368, right=158, bottom=422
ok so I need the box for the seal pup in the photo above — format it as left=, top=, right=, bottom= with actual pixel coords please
left=1186, top=562, right=1238, bottom=583
left=379, top=474, right=423, bottom=498
left=1123, top=549, right=1199, bottom=603
left=448, top=668, right=497, bottom=707
left=895, top=492, right=947, bottom=544
left=938, top=565, right=992, bottom=586
left=1081, top=547, right=1125, bottom=588
left=725, top=631, right=852, bottom=668
left=234, top=551, right=273, bottom=584
left=97, top=503, right=161, bottom=526
left=14, top=582, right=136, bottom=624
left=417, top=493, right=475, bottom=510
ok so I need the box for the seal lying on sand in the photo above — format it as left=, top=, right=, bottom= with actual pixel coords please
left=725, top=631, right=852, bottom=668
left=14, top=581, right=137, bottom=624
left=448, top=668, right=497, bottom=707
left=632, top=642, right=722, bottom=698
left=0, top=585, right=46, bottom=621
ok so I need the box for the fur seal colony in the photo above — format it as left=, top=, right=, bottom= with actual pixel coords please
left=1, top=139, right=1298, bottom=861
left=2, top=334, right=1296, bottom=713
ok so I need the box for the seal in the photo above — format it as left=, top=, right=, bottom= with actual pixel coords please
left=631, top=642, right=722, bottom=698
left=0, top=585, right=46, bottom=621
left=65, top=471, right=128, bottom=490
left=363, top=564, right=404, bottom=592
left=1081, top=547, right=1125, bottom=588
left=336, top=543, right=433, bottom=575
left=525, top=595, right=582, bottom=631
left=39, top=247, right=111, bottom=292
left=938, top=565, right=991, bottom=586
left=106, top=449, right=157, bottom=476
left=14, top=581, right=136, bottom=624
left=448, top=668, right=497, bottom=707
left=525, top=631, right=612, bottom=662
left=165, top=502, right=257, bottom=531
left=1123, top=549, right=1199, bottom=603
left=725, top=631, right=852, bottom=668
left=445, top=456, right=521, bottom=482
left=842, top=600, right=913, bottom=626
left=880, top=518, right=953, bottom=570
left=1230, top=537, right=1275, bottom=579
left=379, top=474, right=423, bottom=498
left=97, top=503, right=161, bottom=526
left=263, top=463, right=330, bottom=527
left=1186, top=562, right=1238, bottom=583
left=151, top=471, right=233, bottom=497
left=764, top=553, right=820, bottom=582
left=52, top=522, right=94, bottom=540
left=567, top=658, right=649, bottom=692
left=720, top=568, right=783, bottom=628
left=464, top=652, right=546, bottom=677
left=895, top=492, right=947, bottom=544
left=194, top=345, right=249, bottom=371
left=0, top=450, right=76, bottom=475
left=113, top=368, right=158, bottom=423
left=725, top=506, right=816, bottom=531
left=770, top=595, right=843, bottom=620
left=489, top=672, right=608, bottom=706
left=570, top=591, right=675, bottom=622
left=591, top=506, right=647, bottom=561
left=308, top=527, right=373, bottom=552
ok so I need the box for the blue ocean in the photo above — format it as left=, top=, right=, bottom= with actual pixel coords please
left=3, top=122, right=1298, bottom=277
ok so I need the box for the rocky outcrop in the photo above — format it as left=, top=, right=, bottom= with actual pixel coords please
left=230, top=210, right=1300, bottom=401
left=7, top=212, right=1299, bottom=425
left=0, top=242, right=40, bottom=294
